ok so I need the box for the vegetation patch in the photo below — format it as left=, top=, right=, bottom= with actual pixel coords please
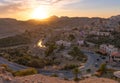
left=0, top=34, right=31, bottom=47
left=68, top=46, right=87, bottom=62
left=13, top=68, right=38, bottom=76
left=62, top=64, right=79, bottom=70
left=86, top=32, right=120, bottom=48
left=50, top=73, right=58, bottom=77
left=0, top=47, right=56, bottom=68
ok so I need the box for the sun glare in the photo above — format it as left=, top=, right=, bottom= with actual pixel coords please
left=37, top=40, right=45, bottom=48
left=31, top=6, right=49, bottom=19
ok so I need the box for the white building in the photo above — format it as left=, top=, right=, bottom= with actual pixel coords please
left=86, top=42, right=95, bottom=47
left=56, top=40, right=71, bottom=47
left=100, top=44, right=118, bottom=54
left=89, top=31, right=110, bottom=36
left=77, top=40, right=84, bottom=46
left=100, top=44, right=120, bottom=64
left=111, top=52, right=120, bottom=63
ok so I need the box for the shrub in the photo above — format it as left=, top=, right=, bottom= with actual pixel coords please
left=0, top=64, right=8, bottom=69
left=13, top=68, right=38, bottom=76
left=45, top=43, right=57, bottom=56
left=28, top=59, right=45, bottom=68
left=74, top=77, right=80, bottom=81
left=69, top=34, right=75, bottom=41
left=62, top=64, right=78, bottom=70
left=68, top=46, right=86, bottom=60
left=0, top=64, right=13, bottom=73
left=86, top=69, right=91, bottom=73
left=50, top=73, right=58, bottom=77
left=64, top=77, right=69, bottom=80
left=98, top=64, right=106, bottom=73
left=96, top=63, right=107, bottom=76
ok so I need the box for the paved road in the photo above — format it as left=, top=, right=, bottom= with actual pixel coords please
left=0, top=50, right=106, bottom=78
left=81, top=50, right=106, bottom=74
left=0, top=57, right=27, bottom=71
left=0, top=44, right=29, bottom=50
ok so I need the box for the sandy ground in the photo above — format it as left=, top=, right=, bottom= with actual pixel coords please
left=15, top=74, right=118, bottom=83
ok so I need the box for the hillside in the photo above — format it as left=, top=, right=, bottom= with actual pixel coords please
left=0, top=15, right=120, bottom=39
left=0, top=66, right=118, bottom=83
left=0, top=18, right=26, bottom=39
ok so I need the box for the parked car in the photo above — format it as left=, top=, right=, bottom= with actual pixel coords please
left=95, top=63, right=98, bottom=67
left=101, top=56, right=106, bottom=59
left=97, top=58, right=100, bottom=61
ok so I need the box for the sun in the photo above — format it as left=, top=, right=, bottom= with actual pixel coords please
left=31, top=6, right=49, bottom=19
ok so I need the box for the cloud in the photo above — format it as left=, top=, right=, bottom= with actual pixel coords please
left=0, top=0, right=80, bottom=15
left=0, top=0, right=30, bottom=13
left=36, top=0, right=80, bottom=6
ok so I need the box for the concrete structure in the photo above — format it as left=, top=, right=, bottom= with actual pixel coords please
left=100, top=44, right=118, bottom=54
left=77, top=40, right=84, bottom=46
left=111, top=52, right=120, bottom=63
left=89, top=31, right=110, bottom=36
left=99, top=44, right=120, bottom=65
left=56, top=40, right=71, bottom=47
left=114, top=71, right=120, bottom=78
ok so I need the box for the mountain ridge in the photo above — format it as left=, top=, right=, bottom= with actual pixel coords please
left=0, top=15, right=120, bottom=39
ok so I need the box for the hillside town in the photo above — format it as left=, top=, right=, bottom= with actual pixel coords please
left=0, top=15, right=120, bottom=83
left=0, top=0, right=120, bottom=82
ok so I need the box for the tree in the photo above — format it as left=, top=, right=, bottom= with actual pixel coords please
left=86, top=69, right=91, bottom=73
left=68, top=46, right=85, bottom=60
left=28, top=59, right=45, bottom=68
left=69, top=34, right=75, bottom=41
left=97, top=63, right=107, bottom=76
left=58, top=44, right=65, bottom=51
left=72, top=68, right=81, bottom=81
left=45, top=43, right=57, bottom=56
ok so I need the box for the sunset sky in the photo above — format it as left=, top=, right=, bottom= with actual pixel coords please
left=0, top=0, right=120, bottom=20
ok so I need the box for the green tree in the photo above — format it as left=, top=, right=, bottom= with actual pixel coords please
left=86, top=69, right=91, bottom=73
left=72, top=68, right=81, bottom=81
left=28, top=59, right=45, bottom=68
left=97, top=63, right=107, bottom=75
left=68, top=46, right=85, bottom=59
left=45, top=43, right=57, bottom=56
left=58, top=44, right=65, bottom=51
left=69, top=34, right=75, bottom=41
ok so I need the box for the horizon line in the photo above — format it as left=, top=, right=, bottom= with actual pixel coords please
left=0, top=14, right=120, bottom=21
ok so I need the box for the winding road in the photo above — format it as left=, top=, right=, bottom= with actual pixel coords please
left=81, top=50, right=106, bottom=74
left=0, top=57, right=28, bottom=70
left=0, top=50, right=106, bottom=79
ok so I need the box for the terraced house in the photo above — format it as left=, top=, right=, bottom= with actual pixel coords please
left=99, top=44, right=120, bottom=65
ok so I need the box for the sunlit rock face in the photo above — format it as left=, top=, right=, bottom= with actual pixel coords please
left=37, top=40, right=46, bottom=48
left=30, top=40, right=46, bottom=57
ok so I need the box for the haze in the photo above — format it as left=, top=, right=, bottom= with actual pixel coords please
left=0, top=0, right=120, bottom=20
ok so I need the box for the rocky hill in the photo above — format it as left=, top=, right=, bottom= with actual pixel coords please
left=0, top=66, right=118, bottom=83
left=0, top=15, right=120, bottom=39
left=0, top=18, right=26, bottom=39
left=0, top=66, right=18, bottom=83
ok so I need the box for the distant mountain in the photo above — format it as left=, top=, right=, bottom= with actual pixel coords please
left=26, top=16, right=106, bottom=29
left=0, top=18, right=27, bottom=39
left=0, top=15, right=120, bottom=39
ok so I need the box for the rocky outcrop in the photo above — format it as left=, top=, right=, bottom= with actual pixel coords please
left=0, top=18, right=25, bottom=39
left=15, top=74, right=118, bottom=83
left=0, top=67, right=14, bottom=83
left=0, top=66, right=118, bottom=83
